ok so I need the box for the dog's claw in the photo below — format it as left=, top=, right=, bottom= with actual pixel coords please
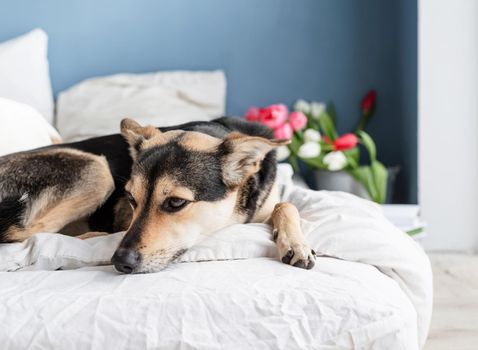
left=281, top=249, right=294, bottom=264
left=280, top=247, right=316, bottom=270
left=306, top=251, right=316, bottom=269
left=293, top=251, right=316, bottom=270
left=293, top=259, right=306, bottom=269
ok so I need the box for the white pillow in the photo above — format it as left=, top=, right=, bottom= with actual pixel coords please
left=56, top=70, right=226, bottom=141
left=0, top=98, right=61, bottom=157
left=0, top=29, right=54, bottom=123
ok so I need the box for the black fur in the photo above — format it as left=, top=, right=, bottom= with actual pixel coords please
left=0, top=195, right=27, bottom=243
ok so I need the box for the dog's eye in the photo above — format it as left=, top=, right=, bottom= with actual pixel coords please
left=162, top=197, right=189, bottom=212
left=125, top=192, right=137, bottom=208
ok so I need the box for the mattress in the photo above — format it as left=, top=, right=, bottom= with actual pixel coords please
left=0, top=182, right=433, bottom=349
left=1, top=258, right=416, bottom=350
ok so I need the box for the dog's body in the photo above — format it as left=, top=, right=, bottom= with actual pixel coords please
left=0, top=117, right=315, bottom=273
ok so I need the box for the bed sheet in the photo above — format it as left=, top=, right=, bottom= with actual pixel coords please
left=0, top=183, right=432, bottom=349
left=1, top=257, right=417, bottom=350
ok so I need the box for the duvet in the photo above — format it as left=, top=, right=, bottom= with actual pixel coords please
left=0, top=184, right=432, bottom=349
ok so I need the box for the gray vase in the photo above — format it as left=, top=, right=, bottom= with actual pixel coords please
left=311, top=170, right=371, bottom=200
left=300, top=165, right=400, bottom=203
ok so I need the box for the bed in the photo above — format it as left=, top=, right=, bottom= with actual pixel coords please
left=0, top=180, right=432, bottom=349
left=0, top=34, right=432, bottom=348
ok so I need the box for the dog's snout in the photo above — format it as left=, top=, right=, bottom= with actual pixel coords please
left=112, top=248, right=141, bottom=274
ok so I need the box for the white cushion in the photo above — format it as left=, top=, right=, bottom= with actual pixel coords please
left=56, top=70, right=226, bottom=141
left=0, top=98, right=61, bottom=157
left=0, top=29, right=54, bottom=123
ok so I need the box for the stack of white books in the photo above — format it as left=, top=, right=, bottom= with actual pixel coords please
left=381, top=204, right=426, bottom=239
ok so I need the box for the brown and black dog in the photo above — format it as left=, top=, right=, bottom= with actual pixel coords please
left=0, top=117, right=315, bottom=273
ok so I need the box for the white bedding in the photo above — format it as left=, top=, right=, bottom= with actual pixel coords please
left=0, top=98, right=61, bottom=157
left=0, top=185, right=432, bottom=349
left=56, top=70, right=226, bottom=142
left=0, top=29, right=54, bottom=123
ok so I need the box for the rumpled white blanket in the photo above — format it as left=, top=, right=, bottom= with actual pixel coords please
left=0, top=185, right=432, bottom=349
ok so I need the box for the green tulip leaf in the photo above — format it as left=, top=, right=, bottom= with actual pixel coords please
left=326, top=103, right=337, bottom=125
left=371, top=160, right=388, bottom=203
left=318, top=113, right=338, bottom=140
left=289, top=134, right=301, bottom=154
left=357, top=130, right=376, bottom=161
left=348, top=161, right=388, bottom=203
left=302, top=156, right=324, bottom=169
left=344, top=147, right=360, bottom=168
left=288, top=153, right=299, bottom=172
left=349, top=166, right=378, bottom=201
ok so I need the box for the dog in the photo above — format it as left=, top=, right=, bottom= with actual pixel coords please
left=0, top=117, right=316, bottom=273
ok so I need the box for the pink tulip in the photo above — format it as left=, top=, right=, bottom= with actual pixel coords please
left=289, top=111, right=307, bottom=131
left=245, top=107, right=260, bottom=121
left=259, top=104, right=288, bottom=129
left=273, top=123, right=293, bottom=140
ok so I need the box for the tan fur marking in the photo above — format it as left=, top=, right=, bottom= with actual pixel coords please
left=120, top=118, right=160, bottom=140
left=77, top=231, right=109, bottom=240
left=113, top=197, right=133, bottom=232
left=8, top=192, right=109, bottom=241
left=226, top=132, right=291, bottom=145
left=51, top=135, right=62, bottom=144
left=142, top=130, right=184, bottom=149
left=126, top=175, right=147, bottom=202
left=155, top=178, right=195, bottom=201
left=226, top=132, right=246, bottom=141
left=178, top=132, right=222, bottom=151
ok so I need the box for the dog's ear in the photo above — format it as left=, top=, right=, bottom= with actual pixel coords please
left=120, top=118, right=161, bottom=159
left=222, top=132, right=290, bottom=187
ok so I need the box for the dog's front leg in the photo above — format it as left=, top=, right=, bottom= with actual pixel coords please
left=271, top=202, right=316, bottom=269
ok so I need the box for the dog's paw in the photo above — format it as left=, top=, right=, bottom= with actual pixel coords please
left=280, top=244, right=316, bottom=270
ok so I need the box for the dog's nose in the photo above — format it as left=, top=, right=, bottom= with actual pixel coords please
left=112, top=248, right=141, bottom=274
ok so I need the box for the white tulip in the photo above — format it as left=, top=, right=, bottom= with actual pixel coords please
left=298, top=142, right=321, bottom=158
left=303, top=128, right=321, bottom=143
left=311, top=102, right=326, bottom=118
left=323, top=151, right=347, bottom=171
left=294, top=99, right=311, bottom=114
left=276, top=145, right=291, bottom=161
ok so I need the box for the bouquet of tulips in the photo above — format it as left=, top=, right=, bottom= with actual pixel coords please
left=244, top=91, right=388, bottom=203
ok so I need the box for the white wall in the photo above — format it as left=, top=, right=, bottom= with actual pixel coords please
left=419, top=0, right=478, bottom=251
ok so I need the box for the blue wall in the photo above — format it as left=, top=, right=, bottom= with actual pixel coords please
left=0, top=0, right=417, bottom=203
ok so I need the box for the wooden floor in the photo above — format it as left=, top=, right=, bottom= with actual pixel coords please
left=424, top=253, right=478, bottom=350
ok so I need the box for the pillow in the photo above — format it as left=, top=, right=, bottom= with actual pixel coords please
left=0, top=98, right=61, bottom=157
left=56, top=70, right=226, bottom=142
left=0, top=29, right=54, bottom=123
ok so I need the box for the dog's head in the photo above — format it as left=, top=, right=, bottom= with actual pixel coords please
left=111, top=118, right=287, bottom=273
